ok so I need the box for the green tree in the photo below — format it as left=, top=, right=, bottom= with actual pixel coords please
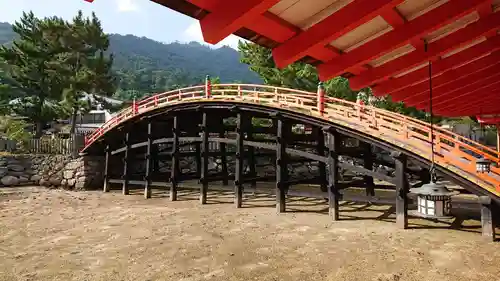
left=238, top=41, right=434, bottom=120
left=52, top=11, right=115, bottom=134
left=0, top=12, right=65, bottom=136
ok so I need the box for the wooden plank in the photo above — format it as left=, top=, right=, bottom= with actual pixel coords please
left=219, top=126, right=229, bottom=186
left=170, top=116, right=179, bottom=201
left=247, top=118, right=257, bottom=188
left=103, top=145, right=110, bottom=192
left=144, top=122, right=153, bottom=199
left=326, top=128, right=340, bottom=221
left=234, top=111, right=244, bottom=208
left=200, top=112, right=209, bottom=204
left=479, top=196, right=496, bottom=241
left=276, top=117, right=288, bottom=213
left=363, top=142, right=375, bottom=196
left=394, top=152, right=408, bottom=229
left=122, top=132, right=130, bottom=195
left=317, top=129, right=327, bottom=192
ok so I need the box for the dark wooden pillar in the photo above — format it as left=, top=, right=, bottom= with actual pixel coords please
left=393, top=152, right=408, bottom=229
left=479, top=196, right=496, bottom=241
left=200, top=111, right=209, bottom=204
left=219, top=124, right=229, bottom=186
left=247, top=117, right=257, bottom=189
left=144, top=122, right=153, bottom=199
left=103, top=145, right=110, bottom=192
left=234, top=110, right=244, bottom=208
left=363, top=142, right=375, bottom=196
left=195, top=142, right=201, bottom=178
left=275, top=115, right=288, bottom=213
left=122, top=132, right=130, bottom=195
left=170, top=116, right=179, bottom=201
left=316, top=128, right=327, bottom=192
left=325, top=127, right=340, bottom=220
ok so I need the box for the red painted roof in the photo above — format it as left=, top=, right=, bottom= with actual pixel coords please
left=92, top=0, right=500, bottom=117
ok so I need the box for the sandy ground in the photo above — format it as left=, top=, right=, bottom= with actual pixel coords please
left=0, top=186, right=499, bottom=281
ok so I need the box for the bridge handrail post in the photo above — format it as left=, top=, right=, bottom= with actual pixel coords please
left=402, top=117, right=409, bottom=139
left=237, top=85, right=242, bottom=98
left=317, top=82, right=325, bottom=116
left=205, top=75, right=211, bottom=98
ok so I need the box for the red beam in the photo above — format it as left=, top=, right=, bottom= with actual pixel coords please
left=401, top=63, right=500, bottom=106
left=318, top=0, right=486, bottom=81
left=477, top=115, right=500, bottom=124
left=412, top=74, right=500, bottom=110
left=187, top=1, right=339, bottom=61
left=271, top=0, right=404, bottom=69
left=424, top=77, right=500, bottom=109
left=372, top=35, right=500, bottom=96
left=348, top=11, right=500, bottom=90
left=380, top=8, right=406, bottom=26
left=477, top=0, right=493, bottom=17
left=434, top=91, right=500, bottom=113
left=443, top=105, right=500, bottom=117
left=199, top=0, right=281, bottom=44
left=388, top=51, right=500, bottom=102
left=435, top=90, right=500, bottom=113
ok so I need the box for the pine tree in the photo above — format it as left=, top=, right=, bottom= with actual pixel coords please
left=51, top=11, right=115, bottom=134
left=0, top=12, right=65, bottom=136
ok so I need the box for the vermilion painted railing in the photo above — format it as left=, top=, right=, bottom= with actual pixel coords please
left=83, top=83, right=500, bottom=197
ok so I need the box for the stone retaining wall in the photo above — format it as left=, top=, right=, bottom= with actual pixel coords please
left=0, top=155, right=105, bottom=190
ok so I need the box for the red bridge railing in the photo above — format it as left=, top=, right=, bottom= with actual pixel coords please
left=83, top=83, right=500, bottom=197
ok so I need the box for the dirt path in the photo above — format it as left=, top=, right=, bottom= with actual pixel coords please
left=0, top=186, right=499, bottom=281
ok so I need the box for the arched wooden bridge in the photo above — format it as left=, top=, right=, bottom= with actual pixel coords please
left=82, top=83, right=500, bottom=239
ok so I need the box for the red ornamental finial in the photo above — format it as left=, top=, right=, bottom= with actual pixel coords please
left=84, top=0, right=94, bottom=3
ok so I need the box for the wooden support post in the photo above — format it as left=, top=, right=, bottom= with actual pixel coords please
left=275, top=116, right=288, bottom=213
left=170, top=116, right=179, bottom=201
left=325, top=127, right=340, bottom=220
left=103, top=145, right=110, bottom=192
left=195, top=142, right=201, bottom=178
left=316, top=128, right=327, bottom=192
left=247, top=117, right=257, bottom=189
left=317, top=82, right=325, bottom=116
left=234, top=111, right=244, bottom=208
left=219, top=126, right=229, bottom=186
left=393, top=152, right=408, bottom=229
left=497, top=124, right=500, bottom=157
left=144, top=122, right=153, bottom=199
left=363, top=142, right=375, bottom=197
left=200, top=111, right=209, bottom=204
left=479, top=196, right=496, bottom=241
left=122, top=132, right=130, bottom=195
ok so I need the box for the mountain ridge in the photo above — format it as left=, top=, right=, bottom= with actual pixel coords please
left=0, top=21, right=261, bottom=99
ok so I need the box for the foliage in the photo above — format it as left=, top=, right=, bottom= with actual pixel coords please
left=107, top=37, right=260, bottom=100
left=0, top=12, right=115, bottom=135
left=49, top=11, right=115, bottom=133
left=0, top=19, right=261, bottom=104
left=238, top=41, right=441, bottom=121
left=0, top=12, right=63, bottom=135
left=0, top=116, right=33, bottom=145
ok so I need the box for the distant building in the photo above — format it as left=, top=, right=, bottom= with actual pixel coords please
left=9, top=93, right=124, bottom=135
left=74, top=94, right=124, bottom=135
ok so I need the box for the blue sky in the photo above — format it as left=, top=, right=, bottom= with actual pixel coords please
left=0, top=0, right=241, bottom=48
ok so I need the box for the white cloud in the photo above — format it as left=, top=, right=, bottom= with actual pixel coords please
left=116, top=0, right=139, bottom=12
left=183, top=20, right=244, bottom=50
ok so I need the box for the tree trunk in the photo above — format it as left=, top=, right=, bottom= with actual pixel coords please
left=34, top=97, right=45, bottom=138
left=70, top=107, right=78, bottom=135
left=35, top=121, right=44, bottom=138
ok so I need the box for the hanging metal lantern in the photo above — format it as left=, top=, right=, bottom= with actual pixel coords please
left=410, top=181, right=459, bottom=219
left=476, top=157, right=491, bottom=173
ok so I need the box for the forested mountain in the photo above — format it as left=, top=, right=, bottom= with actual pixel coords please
left=0, top=22, right=16, bottom=45
left=0, top=22, right=261, bottom=100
